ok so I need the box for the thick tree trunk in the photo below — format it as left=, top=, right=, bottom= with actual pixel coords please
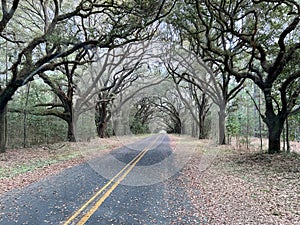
left=0, top=83, right=20, bottom=112
left=0, top=107, right=7, bottom=153
left=1, top=82, right=24, bottom=152
left=218, top=106, right=226, bottom=145
left=95, top=101, right=108, bottom=138
left=67, top=119, right=76, bottom=142
left=198, top=113, right=205, bottom=139
left=268, top=127, right=282, bottom=154
left=173, top=114, right=182, bottom=134
left=263, top=89, right=286, bottom=154
left=174, top=122, right=181, bottom=134
left=198, top=121, right=205, bottom=139
left=198, top=112, right=209, bottom=139
left=266, top=117, right=285, bottom=154
left=97, top=121, right=107, bottom=138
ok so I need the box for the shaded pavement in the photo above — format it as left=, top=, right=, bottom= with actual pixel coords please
left=0, top=135, right=200, bottom=224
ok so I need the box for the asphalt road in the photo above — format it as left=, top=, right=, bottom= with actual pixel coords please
left=0, top=134, right=199, bottom=225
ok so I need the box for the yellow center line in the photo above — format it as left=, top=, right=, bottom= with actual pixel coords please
left=77, top=147, right=150, bottom=225
left=63, top=150, right=143, bottom=225
left=63, top=135, right=162, bottom=225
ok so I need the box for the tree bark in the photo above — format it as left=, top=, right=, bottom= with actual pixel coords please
left=263, top=89, right=286, bottom=154
left=266, top=116, right=285, bottom=154
left=23, top=83, right=31, bottom=148
left=218, top=105, right=226, bottom=145
left=268, top=126, right=282, bottom=154
left=0, top=81, right=27, bottom=151
left=99, top=122, right=107, bottom=138
left=198, top=113, right=206, bottom=139
left=258, top=91, right=263, bottom=152
left=286, top=118, right=290, bottom=153
left=97, top=121, right=107, bottom=138
left=0, top=107, right=7, bottom=153
left=66, top=95, right=76, bottom=142
left=174, top=119, right=181, bottom=134
left=0, top=82, right=20, bottom=112
left=95, top=101, right=109, bottom=138
left=67, top=118, right=76, bottom=142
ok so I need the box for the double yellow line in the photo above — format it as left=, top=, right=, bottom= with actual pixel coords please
left=63, top=135, right=162, bottom=225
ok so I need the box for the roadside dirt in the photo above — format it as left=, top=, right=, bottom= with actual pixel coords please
left=181, top=140, right=300, bottom=224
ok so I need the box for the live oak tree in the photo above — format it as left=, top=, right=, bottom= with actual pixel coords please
left=0, top=0, right=175, bottom=152
left=197, top=1, right=300, bottom=153
left=38, top=42, right=163, bottom=140
left=0, top=0, right=20, bottom=152
left=72, top=41, right=166, bottom=138
left=182, top=0, right=300, bottom=153
left=110, top=66, right=166, bottom=136
left=152, top=86, right=184, bottom=134
left=166, top=2, right=246, bottom=145
left=6, top=49, right=93, bottom=143
left=37, top=49, right=92, bottom=142
left=75, top=42, right=148, bottom=138
left=164, top=46, right=243, bottom=144
left=162, top=44, right=211, bottom=138
left=129, top=97, right=155, bottom=134
left=171, top=76, right=211, bottom=139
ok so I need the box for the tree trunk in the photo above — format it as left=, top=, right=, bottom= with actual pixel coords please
left=65, top=96, right=76, bottom=142
left=0, top=82, right=25, bottom=151
left=23, top=83, right=31, bottom=148
left=95, top=101, right=108, bottom=138
left=175, top=122, right=181, bottom=134
left=263, top=89, right=285, bottom=154
left=181, top=119, right=185, bottom=135
left=67, top=118, right=76, bottom=142
left=0, top=82, right=20, bottom=112
left=267, top=118, right=285, bottom=154
left=0, top=107, right=7, bottom=153
left=97, top=121, right=107, bottom=138
left=286, top=118, right=290, bottom=153
left=198, top=113, right=205, bottom=139
left=218, top=106, right=226, bottom=145
left=258, top=94, right=263, bottom=152
left=198, top=121, right=205, bottom=139
left=268, top=128, right=282, bottom=154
